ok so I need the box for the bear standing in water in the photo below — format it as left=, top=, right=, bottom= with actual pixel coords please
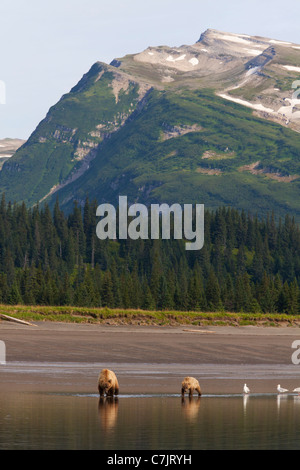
left=98, top=369, right=120, bottom=397
left=181, top=377, right=202, bottom=397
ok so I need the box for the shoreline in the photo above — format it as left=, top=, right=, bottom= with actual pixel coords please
left=1, top=304, right=300, bottom=328
left=1, top=321, right=300, bottom=396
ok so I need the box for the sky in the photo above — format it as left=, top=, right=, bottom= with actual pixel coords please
left=1, top=0, right=300, bottom=140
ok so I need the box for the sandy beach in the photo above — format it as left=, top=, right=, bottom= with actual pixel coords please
left=1, top=321, right=300, bottom=396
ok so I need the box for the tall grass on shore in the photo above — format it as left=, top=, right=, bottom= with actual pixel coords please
left=0, top=304, right=299, bottom=327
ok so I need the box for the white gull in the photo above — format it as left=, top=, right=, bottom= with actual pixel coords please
left=277, top=384, right=288, bottom=393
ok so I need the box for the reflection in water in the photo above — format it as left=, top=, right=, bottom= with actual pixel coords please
left=277, top=393, right=289, bottom=410
left=243, top=393, right=249, bottom=415
left=98, top=397, right=119, bottom=431
left=181, top=396, right=201, bottom=421
left=277, top=394, right=281, bottom=409
left=1, top=393, right=300, bottom=450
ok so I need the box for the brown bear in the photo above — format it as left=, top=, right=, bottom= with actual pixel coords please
left=181, top=377, right=202, bottom=397
left=98, top=369, right=119, bottom=397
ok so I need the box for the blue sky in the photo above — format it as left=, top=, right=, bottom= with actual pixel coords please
left=1, top=0, right=300, bottom=139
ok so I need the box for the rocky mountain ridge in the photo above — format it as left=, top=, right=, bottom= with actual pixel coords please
left=115, top=28, right=300, bottom=131
left=1, top=29, right=300, bottom=220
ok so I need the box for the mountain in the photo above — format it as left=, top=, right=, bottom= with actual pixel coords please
left=1, top=29, right=300, bottom=219
left=0, top=138, right=25, bottom=170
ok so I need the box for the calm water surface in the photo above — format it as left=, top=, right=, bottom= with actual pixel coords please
left=1, top=391, right=300, bottom=450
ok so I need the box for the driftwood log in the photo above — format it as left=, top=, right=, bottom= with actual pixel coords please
left=0, top=314, right=36, bottom=326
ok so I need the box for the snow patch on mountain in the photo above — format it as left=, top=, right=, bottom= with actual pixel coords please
left=282, top=65, right=300, bottom=73
left=189, top=58, right=199, bottom=66
left=269, top=39, right=292, bottom=45
left=218, top=94, right=275, bottom=113
left=219, top=34, right=255, bottom=45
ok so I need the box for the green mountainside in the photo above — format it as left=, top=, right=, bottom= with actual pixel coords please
left=1, top=29, right=300, bottom=219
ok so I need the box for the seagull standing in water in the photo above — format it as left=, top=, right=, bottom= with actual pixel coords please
left=277, top=384, right=288, bottom=393
left=243, top=384, right=250, bottom=394
left=293, top=387, right=300, bottom=395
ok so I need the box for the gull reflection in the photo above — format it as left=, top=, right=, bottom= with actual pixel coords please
left=98, top=397, right=119, bottom=431
left=181, top=396, right=201, bottom=421
left=277, top=394, right=281, bottom=409
left=276, top=393, right=289, bottom=410
left=243, top=393, right=249, bottom=413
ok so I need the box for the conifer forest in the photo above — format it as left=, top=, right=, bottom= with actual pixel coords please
left=0, top=193, right=299, bottom=315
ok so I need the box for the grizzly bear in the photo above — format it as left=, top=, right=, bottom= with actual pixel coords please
left=98, top=369, right=119, bottom=397
left=181, top=377, right=202, bottom=397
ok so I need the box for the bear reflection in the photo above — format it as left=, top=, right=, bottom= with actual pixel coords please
left=181, top=396, right=201, bottom=421
left=98, top=397, right=119, bottom=431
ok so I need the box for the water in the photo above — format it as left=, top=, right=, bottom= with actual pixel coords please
left=1, top=391, right=300, bottom=450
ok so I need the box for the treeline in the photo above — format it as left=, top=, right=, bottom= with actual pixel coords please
left=0, top=194, right=300, bottom=314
